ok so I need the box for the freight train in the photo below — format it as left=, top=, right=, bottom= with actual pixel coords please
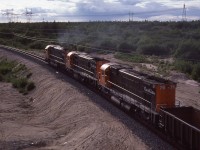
left=45, top=45, right=200, bottom=150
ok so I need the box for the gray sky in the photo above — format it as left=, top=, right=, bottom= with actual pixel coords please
left=0, top=0, right=200, bottom=22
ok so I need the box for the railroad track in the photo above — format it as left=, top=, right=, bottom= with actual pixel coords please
left=0, top=45, right=185, bottom=150
left=0, top=44, right=46, bottom=64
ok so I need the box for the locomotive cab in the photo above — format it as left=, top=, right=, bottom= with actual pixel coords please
left=44, top=45, right=67, bottom=66
left=99, top=63, right=118, bottom=87
left=44, top=45, right=51, bottom=62
left=66, top=51, right=77, bottom=69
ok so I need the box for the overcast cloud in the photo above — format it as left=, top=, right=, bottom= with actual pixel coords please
left=0, top=0, right=200, bottom=22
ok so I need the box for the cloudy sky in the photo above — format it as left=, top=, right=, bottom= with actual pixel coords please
left=0, top=0, right=200, bottom=22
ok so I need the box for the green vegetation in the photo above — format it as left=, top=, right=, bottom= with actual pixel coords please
left=174, top=60, right=200, bottom=82
left=156, top=61, right=173, bottom=77
left=0, top=21, right=199, bottom=59
left=0, top=58, right=35, bottom=94
left=0, top=21, right=200, bottom=82
left=174, top=60, right=193, bottom=75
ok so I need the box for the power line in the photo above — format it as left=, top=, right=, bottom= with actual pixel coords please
left=39, top=8, right=182, bottom=18
left=1, top=7, right=182, bottom=22
left=25, top=8, right=33, bottom=23
left=1, top=9, right=14, bottom=22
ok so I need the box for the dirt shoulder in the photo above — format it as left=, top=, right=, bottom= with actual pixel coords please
left=0, top=49, right=173, bottom=150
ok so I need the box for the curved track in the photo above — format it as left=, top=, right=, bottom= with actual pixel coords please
left=0, top=45, right=46, bottom=63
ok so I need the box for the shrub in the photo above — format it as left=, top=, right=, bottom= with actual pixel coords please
left=138, top=44, right=170, bottom=56
left=175, top=40, right=200, bottom=60
left=191, top=64, right=200, bottom=81
left=12, top=78, right=28, bottom=89
left=77, top=46, right=86, bottom=52
left=0, top=28, right=14, bottom=38
left=174, top=60, right=200, bottom=82
left=26, top=73, right=32, bottom=78
left=17, top=37, right=32, bottom=45
left=29, top=41, right=44, bottom=49
left=0, top=58, right=35, bottom=94
left=0, top=74, right=3, bottom=81
left=26, top=82, right=35, bottom=91
left=100, top=40, right=116, bottom=50
left=118, top=42, right=136, bottom=53
left=0, top=59, right=16, bottom=75
left=137, top=35, right=153, bottom=46
left=12, top=64, right=26, bottom=73
left=0, top=65, right=12, bottom=75
left=174, top=60, right=193, bottom=75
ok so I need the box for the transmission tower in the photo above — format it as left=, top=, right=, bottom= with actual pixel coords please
left=1, top=9, right=14, bottom=22
left=129, top=11, right=134, bottom=22
left=12, top=13, right=21, bottom=22
left=25, top=8, right=33, bottom=23
left=182, top=4, right=187, bottom=21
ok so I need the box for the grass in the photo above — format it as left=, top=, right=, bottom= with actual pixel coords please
left=0, top=58, right=35, bottom=95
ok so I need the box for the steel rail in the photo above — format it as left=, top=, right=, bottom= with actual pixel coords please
left=0, top=44, right=47, bottom=64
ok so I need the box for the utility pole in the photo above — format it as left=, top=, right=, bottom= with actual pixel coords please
left=182, top=3, right=187, bottom=21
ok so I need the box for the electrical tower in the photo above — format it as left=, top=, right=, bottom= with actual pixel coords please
left=129, top=11, right=134, bottom=22
left=12, top=14, right=21, bottom=22
left=182, top=4, right=187, bottom=21
left=25, top=8, right=33, bottom=23
left=1, top=9, right=14, bottom=22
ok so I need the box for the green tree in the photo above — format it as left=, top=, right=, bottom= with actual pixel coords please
left=175, top=40, right=200, bottom=60
left=192, top=63, right=200, bottom=81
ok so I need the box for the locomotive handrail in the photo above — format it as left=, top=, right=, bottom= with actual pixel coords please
left=73, top=64, right=94, bottom=75
left=120, top=70, right=141, bottom=80
left=160, top=109, right=200, bottom=132
left=49, top=54, right=64, bottom=60
left=107, top=80, right=151, bottom=106
left=49, top=58, right=65, bottom=65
